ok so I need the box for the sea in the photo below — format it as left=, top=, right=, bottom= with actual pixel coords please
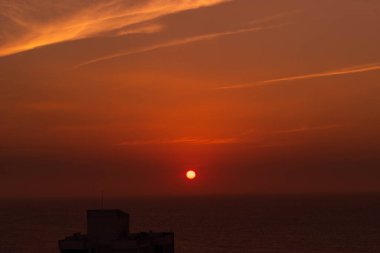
left=0, top=194, right=379, bottom=253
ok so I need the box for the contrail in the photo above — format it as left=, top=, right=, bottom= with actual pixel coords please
left=74, top=24, right=285, bottom=68
left=216, top=63, right=380, bottom=90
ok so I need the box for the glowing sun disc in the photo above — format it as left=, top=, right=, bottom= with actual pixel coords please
left=186, top=170, right=196, bottom=180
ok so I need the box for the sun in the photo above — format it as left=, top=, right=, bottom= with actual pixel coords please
left=186, top=170, right=196, bottom=180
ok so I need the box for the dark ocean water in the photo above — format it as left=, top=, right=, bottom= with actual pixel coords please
left=0, top=195, right=379, bottom=253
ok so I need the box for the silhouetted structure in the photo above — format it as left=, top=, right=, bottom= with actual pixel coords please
left=59, top=209, right=174, bottom=253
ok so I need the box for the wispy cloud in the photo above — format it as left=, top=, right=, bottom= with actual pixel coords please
left=73, top=11, right=298, bottom=68
left=216, top=63, right=380, bottom=90
left=118, top=124, right=342, bottom=146
left=115, top=24, right=164, bottom=36
left=0, top=0, right=228, bottom=57
left=74, top=24, right=284, bottom=68
left=119, top=137, right=240, bottom=146
left=248, top=10, right=301, bottom=26
left=272, top=124, right=343, bottom=134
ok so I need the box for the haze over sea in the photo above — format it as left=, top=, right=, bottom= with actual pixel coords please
left=0, top=194, right=379, bottom=253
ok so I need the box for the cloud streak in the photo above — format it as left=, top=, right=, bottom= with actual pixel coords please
left=217, top=63, right=380, bottom=90
left=75, top=24, right=285, bottom=68
left=119, top=137, right=240, bottom=146
left=272, top=124, right=343, bottom=134
left=119, top=124, right=342, bottom=146
left=0, top=0, right=228, bottom=57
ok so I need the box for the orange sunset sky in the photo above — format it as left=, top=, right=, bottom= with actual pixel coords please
left=0, top=0, right=380, bottom=197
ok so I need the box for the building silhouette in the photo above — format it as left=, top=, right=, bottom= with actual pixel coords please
left=59, top=209, right=174, bottom=253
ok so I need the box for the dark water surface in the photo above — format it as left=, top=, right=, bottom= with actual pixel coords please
left=0, top=195, right=379, bottom=253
